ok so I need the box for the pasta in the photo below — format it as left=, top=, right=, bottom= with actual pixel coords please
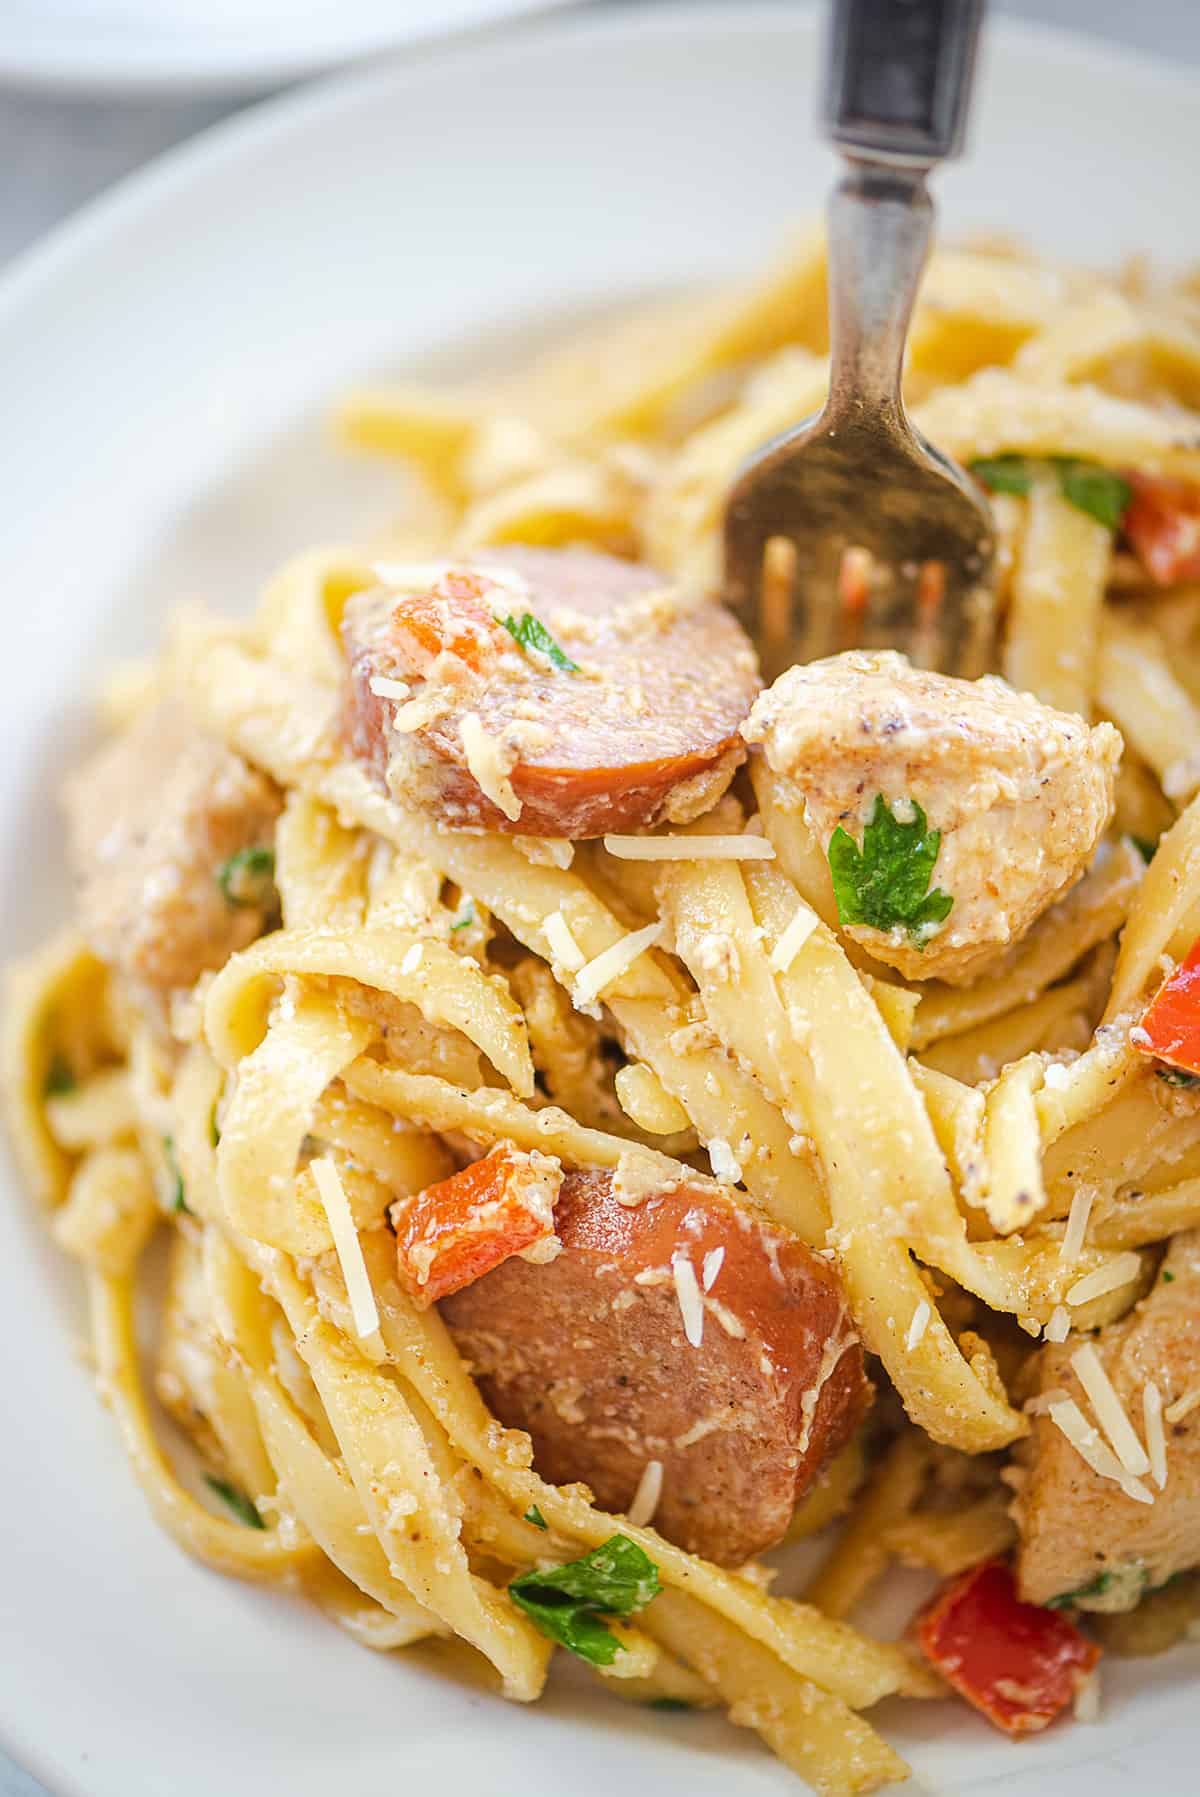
left=8, top=229, right=1200, bottom=1796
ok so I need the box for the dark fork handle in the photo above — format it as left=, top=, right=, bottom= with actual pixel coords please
left=821, top=0, right=985, bottom=429
left=824, top=0, right=985, bottom=166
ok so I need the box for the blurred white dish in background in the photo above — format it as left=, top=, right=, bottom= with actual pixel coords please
left=0, top=5, right=1198, bottom=1796
left=0, top=0, right=573, bottom=95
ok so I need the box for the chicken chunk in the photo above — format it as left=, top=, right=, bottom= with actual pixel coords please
left=440, top=1168, right=870, bottom=1566
left=1014, top=1231, right=1200, bottom=1611
left=64, top=702, right=281, bottom=1000
left=743, top=650, right=1121, bottom=983
left=342, top=547, right=760, bottom=837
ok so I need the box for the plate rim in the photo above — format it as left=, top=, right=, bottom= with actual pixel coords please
left=0, top=0, right=572, bottom=98
left=1, top=0, right=1198, bottom=293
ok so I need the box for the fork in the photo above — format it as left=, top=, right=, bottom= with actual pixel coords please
left=723, top=0, right=995, bottom=683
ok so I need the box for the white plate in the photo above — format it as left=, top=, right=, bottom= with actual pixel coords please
left=1, top=7, right=1197, bottom=1794
left=0, top=0, right=571, bottom=96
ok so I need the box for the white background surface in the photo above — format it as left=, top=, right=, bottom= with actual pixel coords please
left=0, top=3, right=1197, bottom=1794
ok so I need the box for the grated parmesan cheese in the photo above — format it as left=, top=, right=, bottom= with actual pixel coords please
left=602, top=834, right=776, bottom=862
left=311, top=1157, right=381, bottom=1345
left=1143, top=1381, right=1168, bottom=1490
left=702, top=1246, right=725, bottom=1292
left=625, top=1458, right=663, bottom=1527
left=1165, top=1386, right=1200, bottom=1425
left=769, top=904, right=818, bottom=973
left=514, top=835, right=573, bottom=869
left=1048, top=1398, right=1154, bottom=1504
left=1059, top=1186, right=1096, bottom=1265
left=1065, top=1251, right=1143, bottom=1308
left=543, top=909, right=585, bottom=972
left=706, top=1137, right=742, bottom=1185
left=400, top=942, right=423, bottom=976
left=460, top=712, right=522, bottom=821
left=573, top=920, right=663, bottom=1006
left=905, top=1299, right=931, bottom=1351
left=612, top=1151, right=667, bottom=1208
left=1024, top=1385, right=1070, bottom=1416
left=1073, top=1669, right=1101, bottom=1724
left=1045, top=1305, right=1072, bottom=1344
left=671, top=1253, right=704, bottom=1348
left=368, top=674, right=412, bottom=702
left=1071, top=1341, right=1151, bottom=1478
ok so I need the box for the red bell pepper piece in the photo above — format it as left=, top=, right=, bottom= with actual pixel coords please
left=1122, top=472, right=1200, bottom=586
left=389, top=568, right=504, bottom=677
left=1134, top=938, right=1200, bottom=1077
left=394, top=1141, right=561, bottom=1306
left=914, top=1559, right=1101, bottom=1737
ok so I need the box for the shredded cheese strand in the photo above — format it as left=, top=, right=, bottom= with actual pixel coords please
left=1070, top=1341, right=1152, bottom=1477
left=604, top=835, right=776, bottom=862
left=311, top=1157, right=382, bottom=1345
left=573, top=921, right=663, bottom=1006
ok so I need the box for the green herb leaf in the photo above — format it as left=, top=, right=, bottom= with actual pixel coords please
left=971, top=454, right=1132, bottom=533
left=1053, top=458, right=1132, bottom=531
left=500, top=612, right=580, bottom=673
left=204, top=1474, right=265, bottom=1529
left=163, top=1135, right=191, bottom=1215
left=1046, top=1570, right=1114, bottom=1609
left=1163, top=1269, right=1176, bottom=1283
left=43, top=1054, right=76, bottom=1098
left=646, top=1697, right=695, bottom=1713
left=970, top=454, right=1037, bottom=497
left=524, top=1505, right=548, bottom=1530
left=451, top=902, right=476, bottom=933
left=827, top=794, right=953, bottom=944
left=1131, top=834, right=1159, bottom=865
left=217, top=845, right=276, bottom=909
left=1157, top=1065, right=1200, bottom=1089
left=509, top=1534, right=660, bottom=1666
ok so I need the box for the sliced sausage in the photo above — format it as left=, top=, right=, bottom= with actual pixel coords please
left=341, top=547, right=760, bottom=837
left=63, top=702, right=281, bottom=1000
left=439, top=1168, right=870, bottom=1565
left=1014, top=1230, right=1200, bottom=1611
left=743, top=649, right=1121, bottom=984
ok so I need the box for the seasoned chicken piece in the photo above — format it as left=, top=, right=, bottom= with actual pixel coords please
left=64, top=702, right=281, bottom=1001
left=743, top=650, right=1121, bottom=984
left=1014, top=1231, right=1200, bottom=1611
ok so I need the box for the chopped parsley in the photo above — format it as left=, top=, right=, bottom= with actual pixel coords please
left=970, top=455, right=1131, bottom=531
left=524, top=1505, right=548, bottom=1530
left=500, top=611, right=580, bottom=673
left=1046, top=1570, right=1115, bottom=1609
left=508, top=1534, right=660, bottom=1666
left=969, top=453, right=1036, bottom=498
left=204, top=1475, right=265, bottom=1530
left=646, top=1697, right=695, bottom=1713
left=828, top=794, right=953, bottom=943
left=1047, top=1565, right=1152, bottom=1610
left=1163, top=1269, right=1176, bottom=1283
left=450, top=902, right=476, bottom=933
left=1131, top=834, right=1159, bottom=865
left=217, top=845, right=276, bottom=909
left=1054, top=459, right=1132, bottom=531
left=163, top=1135, right=191, bottom=1215
left=43, top=1054, right=76, bottom=1098
left=1157, top=1065, right=1200, bottom=1089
